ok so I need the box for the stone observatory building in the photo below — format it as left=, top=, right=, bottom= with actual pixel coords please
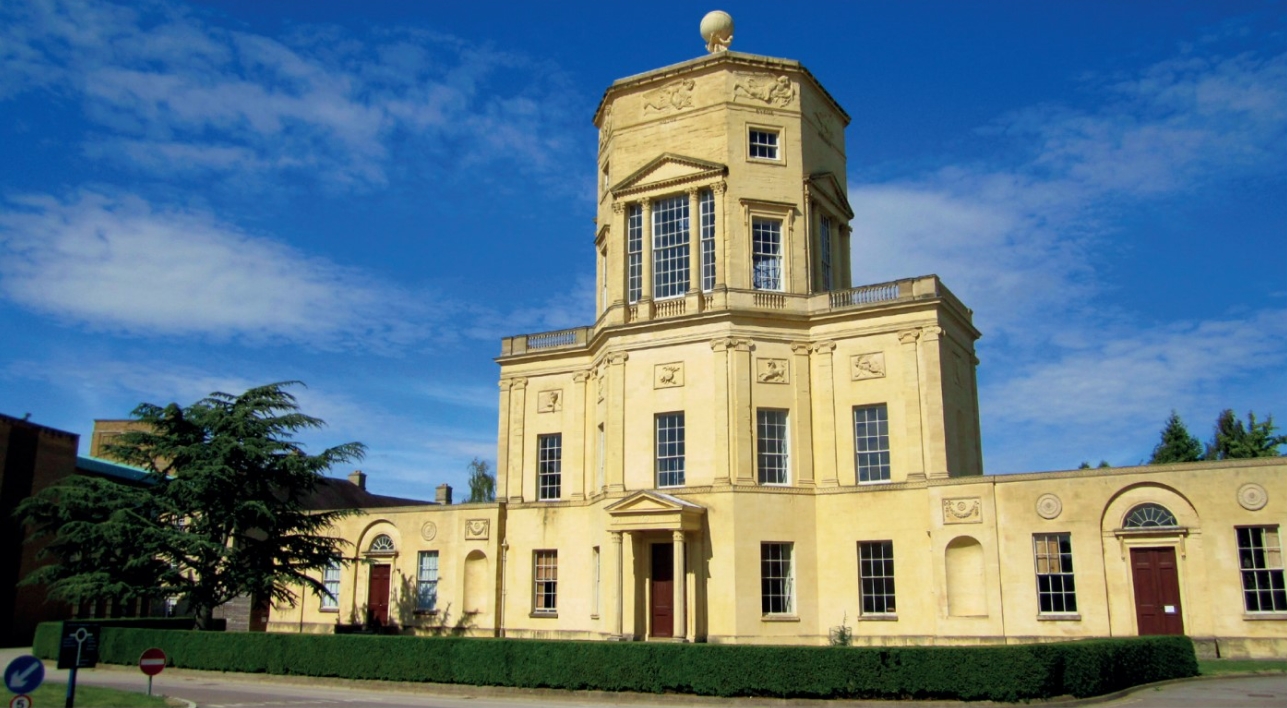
left=273, top=12, right=1286, bottom=658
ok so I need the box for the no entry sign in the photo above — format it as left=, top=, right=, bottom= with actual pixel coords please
left=138, top=648, right=166, bottom=676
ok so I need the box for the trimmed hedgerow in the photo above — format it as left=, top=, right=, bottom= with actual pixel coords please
left=31, top=623, right=1196, bottom=702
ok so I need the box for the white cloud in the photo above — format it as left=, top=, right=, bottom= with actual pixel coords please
left=850, top=41, right=1287, bottom=472
left=0, top=190, right=433, bottom=348
left=0, top=0, right=589, bottom=189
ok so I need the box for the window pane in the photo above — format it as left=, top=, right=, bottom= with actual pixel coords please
left=627, top=204, right=643, bottom=303
left=538, top=434, right=562, bottom=501
left=853, top=405, right=890, bottom=482
left=652, top=195, right=690, bottom=299
left=761, top=543, right=793, bottom=615
left=757, top=409, right=789, bottom=485
left=534, top=550, right=558, bottom=613
left=1239, top=526, right=1287, bottom=612
left=417, top=551, right=438, bottom=612
left=819, top=215, right=833, bottom=292
left=656, top=413, right=686, bottom=487
left=749, top=129, right=779, bottom=160
left=700, top=190, right=716, bottom=292
left=1033, top=533, right=1077, bottom=614
left=751, top=218, right=782, bottom=290
left=858, top=541, right=896, bottom=614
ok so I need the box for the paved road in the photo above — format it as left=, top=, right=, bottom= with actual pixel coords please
left=4, top=646, right=1285, bottom=707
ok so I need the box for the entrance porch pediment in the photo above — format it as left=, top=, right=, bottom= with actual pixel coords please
left=605, top=490, right=705, bottom=532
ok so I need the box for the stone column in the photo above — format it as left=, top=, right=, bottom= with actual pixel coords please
left=710, top=338, right=733, bottom=485
left=673, top=530, right=686, bottom=641
left=810, top=342, right=838, bottom=486
left=610, top=530, right=624, bottom=638
left=605, top=353, right=629, bottom=492
left=507, top=377, right=527, bottom=502
left=790, top=342, right=815, bottom=486
left=899, top=329, right=926, bottom=477
left=730, top=338, right=754, bottom=485
left=686, top=188, right=703, bottom=311
left=919, top=326, right=948, bottom=477
left=496, top=379, right=513, bottom=499
left=640, top=198, right=654, bottom=319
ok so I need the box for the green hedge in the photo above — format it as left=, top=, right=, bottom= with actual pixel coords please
left=31, top=623, right=1197, bottom=701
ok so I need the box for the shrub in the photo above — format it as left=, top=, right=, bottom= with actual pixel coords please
left=30, top=623, right=1197, bottom=702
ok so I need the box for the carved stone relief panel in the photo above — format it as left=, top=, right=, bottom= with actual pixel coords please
left=1036, top=494, right=1063, bottom=520
left=420, top=521, right=437, bottom=541
left=537, top=390, right=562, bottom=413
left=732, top=73, right=796, bottom=107
left=942, top=497, right=982, bottom=524
left=643, top=79, right=695, bottom=113
left=464, top=519, right=490, bottom=541
left=851, top=352, right=886, bottom=381
left=756, top=358, right=789, bottom=384
left=654, top=362, right=684, bottom=389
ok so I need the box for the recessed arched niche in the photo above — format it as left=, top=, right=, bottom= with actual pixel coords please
left=463, top=550, right=489, bottom=614
left=945, top=536, right=987, bottom=617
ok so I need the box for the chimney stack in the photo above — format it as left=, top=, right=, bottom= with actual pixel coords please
left=436, top=483, right=453, bottom=505
left=348, top=470, right=366, bottom=490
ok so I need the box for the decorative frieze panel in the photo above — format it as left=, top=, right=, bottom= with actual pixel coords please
left=537, top=390, right=562, bottom=413
left=464, top=519, right=490, bottom=541
left=732, top=73, right=796, bottom=107
left=851, top=352, right=886, bottom=381
left=643, top=79, right=695, bottom=113
left=756, top=358, right=789, bottom=384
left=654, top=362, right=685, bottom=389
left=942, top=497, right=982, bottom=524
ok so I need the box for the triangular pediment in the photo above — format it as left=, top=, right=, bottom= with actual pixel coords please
left=604, top=489, right=704, bottom=515
left=611, top=153, right=727, bottom=198
left=808, top=172, right=854, bottom=220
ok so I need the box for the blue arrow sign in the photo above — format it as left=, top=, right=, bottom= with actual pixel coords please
left=4, top=655, right=44, bottom=694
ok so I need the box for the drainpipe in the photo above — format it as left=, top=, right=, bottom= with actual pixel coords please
left=498, top=538, right=509, bottom=638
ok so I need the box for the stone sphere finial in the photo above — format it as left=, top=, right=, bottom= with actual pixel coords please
left=700, top=10, right=734, bottom=54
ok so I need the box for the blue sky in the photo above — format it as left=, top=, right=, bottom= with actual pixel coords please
left=2, top=0, right=1284, bottom=500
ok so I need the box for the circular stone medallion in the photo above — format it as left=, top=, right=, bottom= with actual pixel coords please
left=1036, top=493, right=1063, bottom=520
left=420, top=521, right=438, bottom=541
left=1238, top=483, right=1268, bottom=511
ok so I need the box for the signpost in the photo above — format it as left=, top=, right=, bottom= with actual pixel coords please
left=137, top=648, right=166, bottom=696
left=56, top=622, right=101, bottom=708
left=4, top=655, right=45, bottom=696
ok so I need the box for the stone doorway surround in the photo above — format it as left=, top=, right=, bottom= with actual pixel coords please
left=603, top=490, right=705, bottom=641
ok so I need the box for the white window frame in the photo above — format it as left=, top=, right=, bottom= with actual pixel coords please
left=819, top=214, right=833, bottom=292
left=756, top=409, right=789, bottom=485
left=655, top=412, right=686, bottom=488
left=537, top=433, right=562, bottom=501
left=748, top=127, right=781, bottom=162
left=1033, top=533, right=1077, bottom=615
left=592, top=546, right=601, bottom=618
left=699, top=189, right=716, bottom=292
left=416, top=550, right=439, bottom=613
left=858, top=541, right=896, bottom=616
left=652, top=194, right=690, bottom=299
left=627, top=204, right=643, bottom=303
left=751, top=217, right=783, bottom=291
left=854, top=404, right=891, bottom=483
left=760, top=542, right=794, bottom=616
left=320, top=559, right=341, bottom=610
left=533, top=550, right=558, bottom=615
left=1238, top=526, right=1287, bottom=613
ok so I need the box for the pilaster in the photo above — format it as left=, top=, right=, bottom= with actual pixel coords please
left=810, top=341, right=838, bottom=487
left=730, top=338, right=754, bottom=485
left=605, top=352, right=629, bottom=492
left=710, top=338, right=733, bottom=485
left=898, top=329, right=926, bottom=477
left=570, top=370, right=591, bottom=500
left=608, top=202, right=628, bottom=326
left=506, top=377, right=528, bottom=502
left=919, top=325, right=949, bottom=477
left=640, top=198, right=654, bottom=320
left=496, top=379, right=513, bottom=500
left=685, top=187, right=704, bottom=312
left=790, top=342, right=815, bottom=486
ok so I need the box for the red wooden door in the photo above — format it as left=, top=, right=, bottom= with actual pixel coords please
left=368, top=564, right=391, bottom=627
left=651, top=543, right=674, bottom=637
left=1131, top=547, right=1184, bottom=635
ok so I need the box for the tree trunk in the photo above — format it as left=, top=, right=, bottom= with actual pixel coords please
left=194, top=605, right=215, bottom=630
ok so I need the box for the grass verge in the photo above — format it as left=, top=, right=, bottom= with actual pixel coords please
left=1199, top=659, right=1287, bottom=675
left=25, top=682, right=170, bottom=707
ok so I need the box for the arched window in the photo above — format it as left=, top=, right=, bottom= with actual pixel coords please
left=1124, top=503, right=1178, bottom=529
left=368, top=534, right=396, bottom=553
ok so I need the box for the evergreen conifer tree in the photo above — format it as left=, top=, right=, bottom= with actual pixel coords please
left=1149, top=411, right=1203, bottom=464
left=1205, top=409, right=1285, bottom=460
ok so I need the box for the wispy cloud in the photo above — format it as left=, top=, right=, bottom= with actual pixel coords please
left=0, top=0, right=589, bottom=190
left=0, top=190, right=434, bottom=348
left=850, top=41, right=1287, bottom=471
